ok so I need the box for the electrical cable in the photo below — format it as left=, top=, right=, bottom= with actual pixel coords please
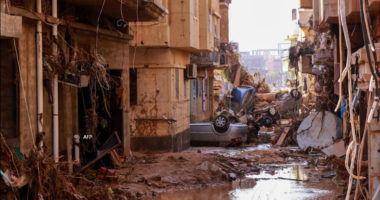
left=95, top=0, right=107, bottom=54
left=360, top=0, right=379, bottom=124
left=363, top=0, right=380, bottom=85
left=338, top=0, right=367, bottom=199
left=334, top=4, right=344, bottom=112
left=360, top=0, right=379, bottom=97
left=354, top=92, right=372, bottom=200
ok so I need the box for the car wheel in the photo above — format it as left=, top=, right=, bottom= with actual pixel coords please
left=291, top=89, right=302, bottom=100
left=260, top=117, right=273, bottom=127
left=213, top=114, right=230, bottom=133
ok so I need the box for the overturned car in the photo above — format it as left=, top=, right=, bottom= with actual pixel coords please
left=190, top=85, right=286, bottom=146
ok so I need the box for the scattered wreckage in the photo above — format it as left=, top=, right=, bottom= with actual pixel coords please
left=190, top=84, right=302, bottom=146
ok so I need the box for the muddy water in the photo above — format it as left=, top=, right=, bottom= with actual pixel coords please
left=185, top=144, right=272, bottom=156
left=157, top=164, right=342, bottom=200
left=239, top=164, right=343, bottom=200
left=158, top=145, right=343, bottom=200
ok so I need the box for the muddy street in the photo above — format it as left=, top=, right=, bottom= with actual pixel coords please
left=79, top=143, right=345, bottom=200
left=162, top=145, right=345, bottom=200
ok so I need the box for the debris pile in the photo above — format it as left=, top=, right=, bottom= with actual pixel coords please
left=214, top=49, right=306, bottom=146
left=0, top=133, right=107, bottom=200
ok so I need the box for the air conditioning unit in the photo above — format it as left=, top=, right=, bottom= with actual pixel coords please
left=186, top=64, right=197, bottom=79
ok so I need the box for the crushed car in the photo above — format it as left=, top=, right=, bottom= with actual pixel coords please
left=190, top=85, right=283, bottom=146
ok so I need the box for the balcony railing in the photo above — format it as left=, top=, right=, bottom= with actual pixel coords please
left=191, top=52, right=220, bottom=66
left=219, top=43, right=232, bottom=66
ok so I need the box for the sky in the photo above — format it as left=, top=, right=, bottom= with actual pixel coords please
left=229, top=0, right=300, bottom=52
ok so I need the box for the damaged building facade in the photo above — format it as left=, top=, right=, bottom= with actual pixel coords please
left=293, top=0, right=380, bottom=198
left=0, top=0, right=234, bottom=165
left=128, top=0, right=232, bottom=151
left=0, top=0, right=167, bottom=163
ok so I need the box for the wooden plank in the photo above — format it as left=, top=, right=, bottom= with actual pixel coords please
left=275, top=127, right=290, bottom=146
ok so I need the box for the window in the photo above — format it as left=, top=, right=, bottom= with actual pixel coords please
left=202, top=78, right=206, bottom=112
left=175, top=69, right=179, bottom=99
left=208, top=13, right=212, bottom=33
left=208, top=78, right=212, bottom=111
left=130, top=69, right=137, bottom=106
left=194, top=0, right=198, bottom=17
left=198, top=78, right=202, bottom=97
left=184, top=79, right=187, bottom=98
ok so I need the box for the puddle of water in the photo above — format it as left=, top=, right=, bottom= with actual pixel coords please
left=186, top=144, right=272, bottom=157
left=240, top=165, right=336, bottom=200
left=157, top=164, right=342, bottom=200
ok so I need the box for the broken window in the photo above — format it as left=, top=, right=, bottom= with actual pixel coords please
left=130, top=68, right=137, bottom=106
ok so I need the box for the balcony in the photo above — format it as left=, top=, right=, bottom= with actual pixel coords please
left=300, top=0, right=312, bottom=9
left=298, top=10, right=312, bottom=28
left=191, top=51, right=220, bottom=67
left=219, top=42, right=233, bottom=67
left=219, top=0, right=232, bottom=3
left=63, top=0, right=168, bottom=21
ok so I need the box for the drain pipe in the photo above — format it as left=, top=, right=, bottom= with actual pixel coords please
left=52, top=0, right=59, bottom=163
left=36, top=0, right=44, bottom=150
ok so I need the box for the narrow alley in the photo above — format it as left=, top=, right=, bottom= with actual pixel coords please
left=1, top=0, right=380, bottom=199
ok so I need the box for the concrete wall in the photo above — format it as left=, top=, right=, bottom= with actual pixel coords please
left=131, top=0, right=201, bottom=51
left=129, top=47, right=191, bottom=151
left=170, top=0, right=200, bottom=50
left=220, top=2, right=230, bottom=43
left=18, top=21, right=37, bottom=154
left=199, top=0, right=212, bottom=51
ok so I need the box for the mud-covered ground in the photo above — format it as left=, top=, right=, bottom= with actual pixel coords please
left=76, top=144, right=346, bottom=200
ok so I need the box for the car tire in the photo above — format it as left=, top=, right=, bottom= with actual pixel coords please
left=291, top=89, right=301, bottom=100
left=260, top=117, right=273, bottom=127
left=213, top=114, right=230, bottom=133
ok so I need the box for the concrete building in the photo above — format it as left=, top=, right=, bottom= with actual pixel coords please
left=127, top=0, right=233, bottom=151
left=128, top=0, right=216, bottom=151
left=0, top=0, right=166, bottom=162
left=189, top=0, right=222, bottom=123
